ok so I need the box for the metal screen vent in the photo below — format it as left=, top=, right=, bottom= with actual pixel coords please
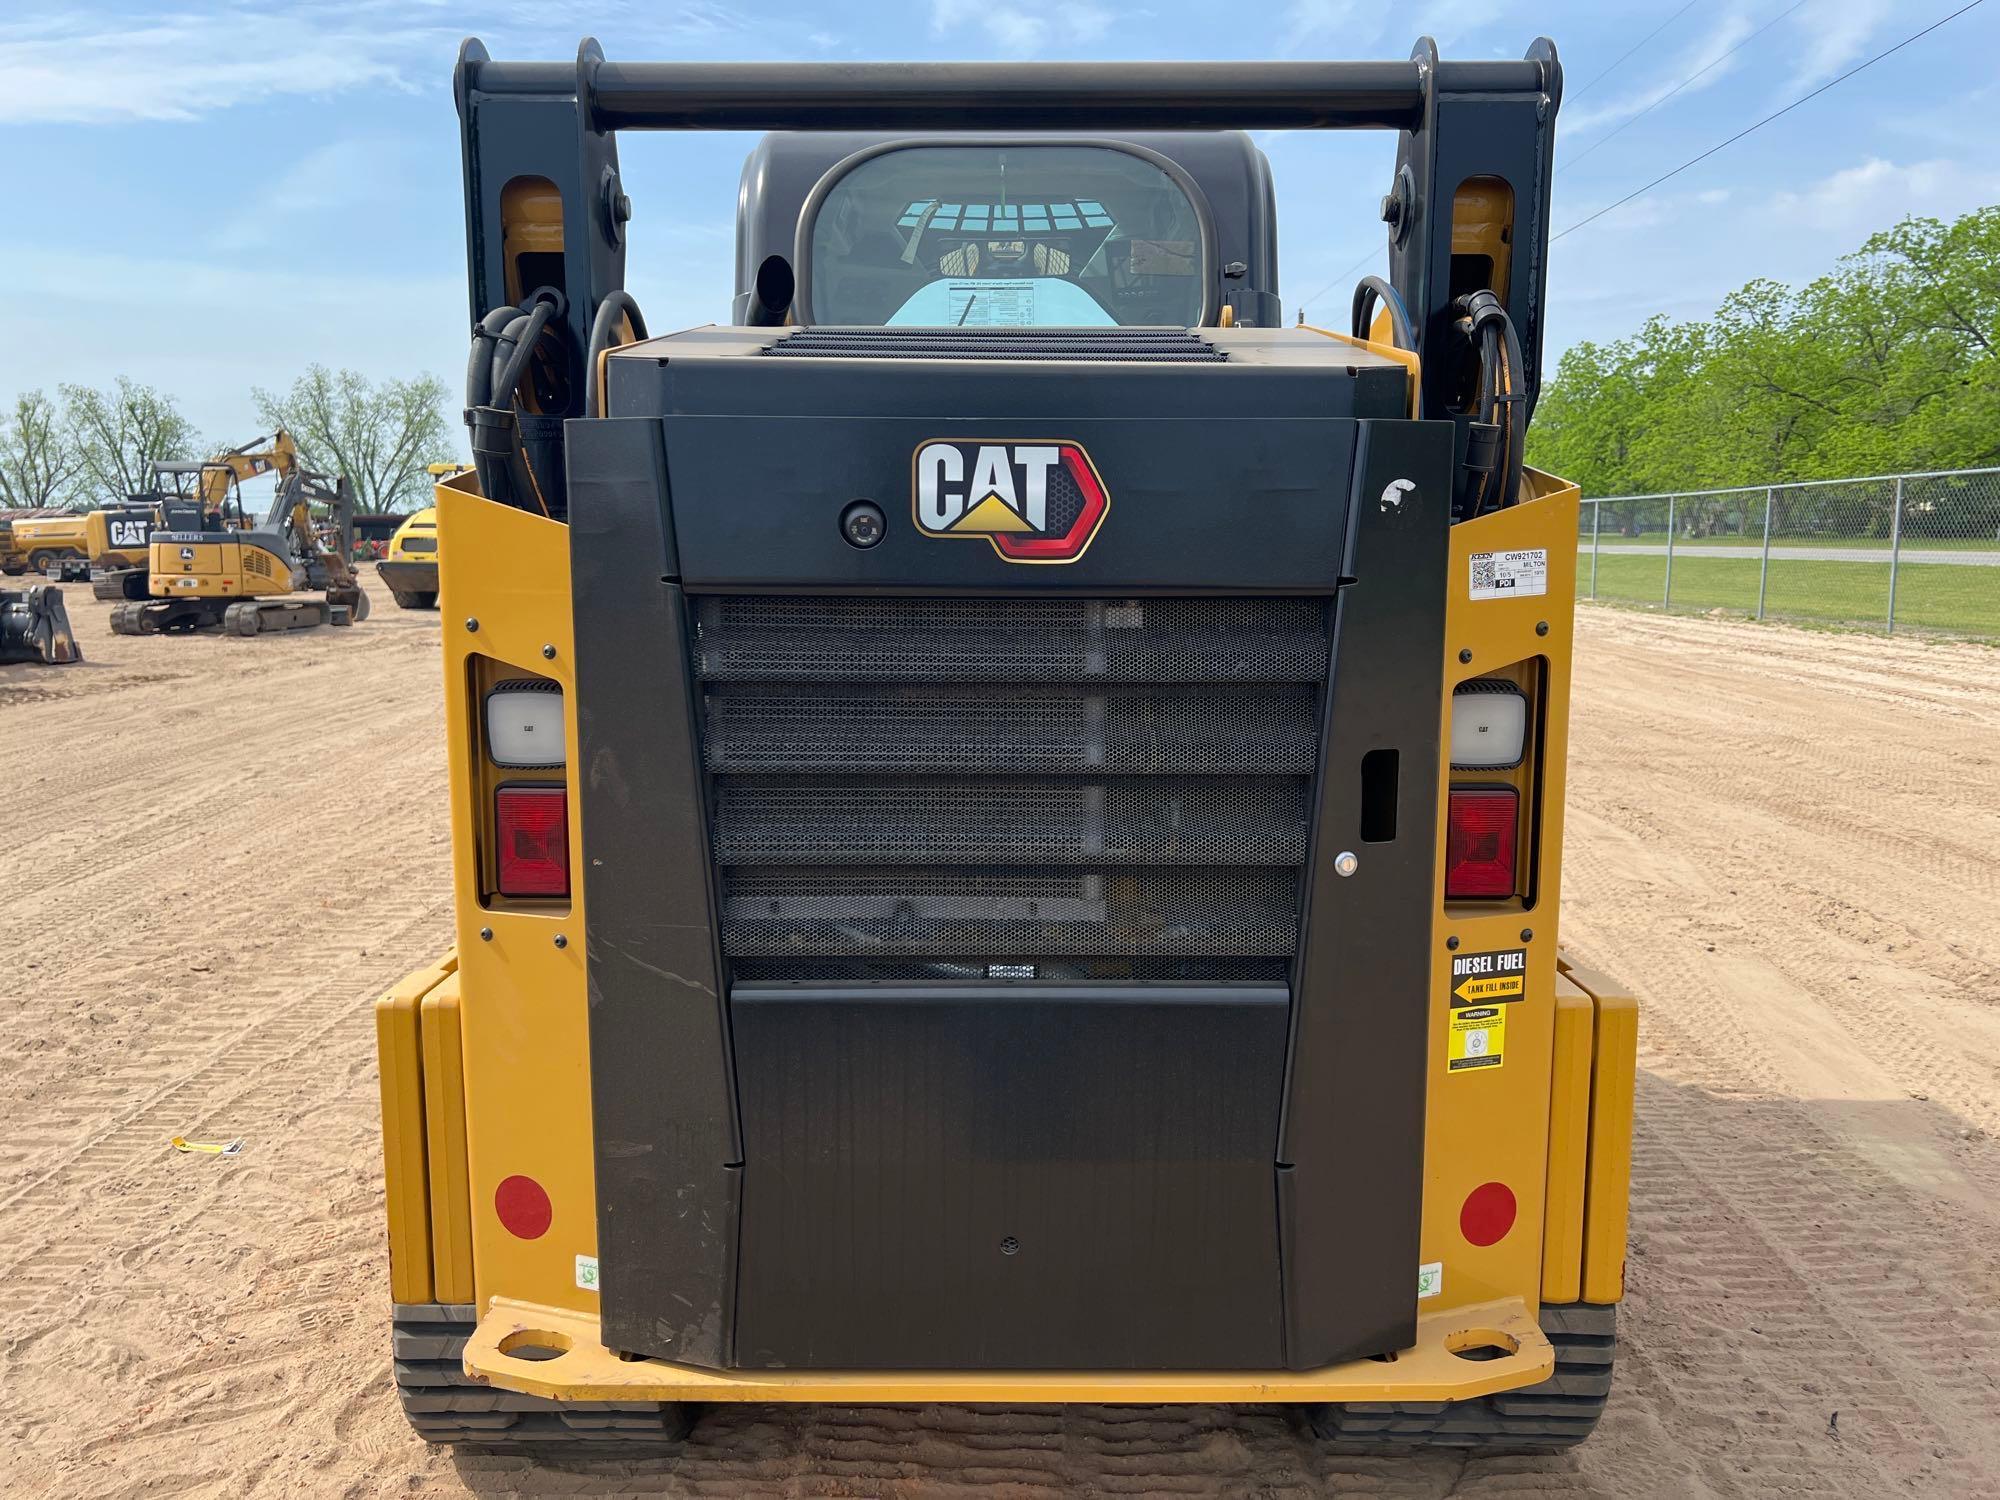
left=691, top=595, right=1329, bottom=983
left=765, top=328, right=1225, bottom=362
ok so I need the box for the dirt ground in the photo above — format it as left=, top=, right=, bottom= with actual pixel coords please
left=2, top=581, right=1997, bottom=1499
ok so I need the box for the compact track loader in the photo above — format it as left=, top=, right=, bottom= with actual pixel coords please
left=374, top=37, right=1638, bottom=1453
left=109, top=467, right=370, bottom=636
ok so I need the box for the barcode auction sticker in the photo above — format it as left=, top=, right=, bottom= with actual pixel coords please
left=1469, top=548, right=1548, bottom=600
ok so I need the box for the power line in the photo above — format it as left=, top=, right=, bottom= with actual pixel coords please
left=1554, top=0, right=1987, bottom=242
left=1296, top=0, right=1710, bottom=316
left=1294, top=245, right=1383, bottom=328
left=1567, top=0, right=1705, bottom=101
left=1565, top=0, right=1812, bottom=172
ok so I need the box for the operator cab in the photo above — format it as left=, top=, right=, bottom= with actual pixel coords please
left=733, top=133, right=1281, bottom=329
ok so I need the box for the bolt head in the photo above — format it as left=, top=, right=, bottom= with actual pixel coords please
left=1536, top=620, right=1550, bottom=637
left=1520, top=928, right=1534, bottom=943
left=464, top=616, right=479, bottom=632
left=1459, top=648, right=1474, bottom=665
left=1446, top=935, right=1460, bottom=951
left=479, top=926, right=493, bottom=942
left=554, top=933, right=569, bottom=950
left=1333, top=850, right=1359, bottom=878
left=541, top=643, right=556, bottom=659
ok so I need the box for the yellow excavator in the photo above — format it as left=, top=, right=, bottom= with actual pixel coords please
left=108, top=464, right=371, bottom=636
left=94, top=432, right=304, bottom=600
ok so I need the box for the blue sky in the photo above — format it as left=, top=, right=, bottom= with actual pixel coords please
left=3, top=0, right=1997, bottom=444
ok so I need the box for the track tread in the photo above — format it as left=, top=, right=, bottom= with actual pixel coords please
left=1306, top=1301, right=1614, bottom=1452
left=392, top=1305, right=694, bottom=1450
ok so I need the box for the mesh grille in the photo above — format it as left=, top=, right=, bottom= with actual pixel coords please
left=692, top=596, right=1328, bottom=980
left=713, top=777, right=1310, bottom=865
left=766, top=328, right=1224, bottom=362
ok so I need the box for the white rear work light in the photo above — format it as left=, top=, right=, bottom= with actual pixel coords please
left=486, top=682, right=565, bottom=767
left=1450, top=680, right=1527, bottom=769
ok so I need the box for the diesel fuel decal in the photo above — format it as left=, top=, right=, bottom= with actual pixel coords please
left=1448, top=1005, right=1507, bottom=1071
left=1451, top=947, right=1528, bottom=1006
left=912, top=439, right=1108, bottom=563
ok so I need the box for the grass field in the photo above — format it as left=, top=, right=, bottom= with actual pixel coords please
left=1575, top=551, right=1999, bottom=637
left=1585, top=529, right=2000, bottom=553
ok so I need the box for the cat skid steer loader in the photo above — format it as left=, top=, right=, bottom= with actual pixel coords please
left=372, top=37, right=1638, bottom=1453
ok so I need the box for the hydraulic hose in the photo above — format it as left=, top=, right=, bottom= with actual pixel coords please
left=1456, top=289, right=1526, bottom=517
left=1350, top=275, right=1414, bottom=354
left=584, top=291, right=649, bottom=418
left=464, top=306, right=517, bottom=413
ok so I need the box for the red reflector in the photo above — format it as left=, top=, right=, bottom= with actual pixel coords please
left=495, top=785, right=569, bottom=897
left=1460, top=1181, right=1517, bottom=1247
left=495, top=1174, right=553, bottom=1240
left=1445, top=786, right=1518, bottom=899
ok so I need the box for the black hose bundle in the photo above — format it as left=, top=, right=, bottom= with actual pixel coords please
left=1350, top=275, right=1415, bottom=354
left=464, top=289, right=567, bottom=516
left=1455, top=289, right=1526, bottom=519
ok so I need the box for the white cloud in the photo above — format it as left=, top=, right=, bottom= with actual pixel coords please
left=927, top=0, right=1114, bottom=56
left=1562, top=9, right=1754, bottom=139
left=1279, top=0, right=1501, bottom=55
left=0, top=5, right=445, bottom=124
left=209, top=139, right=389, bottom=254
left=1784, top=0, right=1895, bottom=90
left=1767, top=155, right=2000, bottom=231
left=0, top=1, right=768, bottom=125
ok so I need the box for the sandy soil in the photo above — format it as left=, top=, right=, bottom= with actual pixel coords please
left=1, top=585, right=1996, bottom=1499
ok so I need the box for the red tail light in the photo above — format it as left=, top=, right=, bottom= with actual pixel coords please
left=1445, top=786, right=1517, bottom=899
left=495, top=785, right=569, bottom=897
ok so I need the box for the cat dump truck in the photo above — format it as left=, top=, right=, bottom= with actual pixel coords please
left=373, top=37, right=1639, bottom=1453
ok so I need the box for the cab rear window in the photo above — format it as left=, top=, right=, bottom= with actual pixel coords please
left=808, top=145, right=1204, bottom=328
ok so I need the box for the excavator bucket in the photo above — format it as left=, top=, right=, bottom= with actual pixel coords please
left=0, top=586, right=83, bottom=665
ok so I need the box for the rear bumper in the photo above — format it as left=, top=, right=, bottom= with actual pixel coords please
left=460, top=1293, right=1554, bottom=1405
left=378, top=559, right=439, bottom=593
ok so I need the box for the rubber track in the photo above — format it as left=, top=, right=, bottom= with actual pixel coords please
left=393, top=1305, right=694, bottom=1448
left=1306, top=1302, right=1614, bottom=1449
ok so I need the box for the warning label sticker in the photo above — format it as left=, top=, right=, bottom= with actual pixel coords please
left=1451, top=947, right=1528, bottom=1006
left=1449, top=1005, right=1507, bottom=1072
left=1469, top=548, right=1548, bottom=600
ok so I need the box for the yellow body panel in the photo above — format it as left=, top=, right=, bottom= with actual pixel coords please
left=461, top=1294, right=1552, bottom=1405
left=436, top=475, right=599, bottom=1318
left=375, top=959, right=455, bottom=1304
left=386, top=508, right=439, bottom=563
left=1541, top=974, right=1594, bottom=1304
left=146, top=535, right=294, bottom=600
left=1568, top=963, right=1640, bottom=1303
left=1418, top=469, right=1580, bottom=1315
left=421, top=976, right=475, bottom=1304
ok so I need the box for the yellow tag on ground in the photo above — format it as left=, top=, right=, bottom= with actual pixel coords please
left=171, top=1136, right=244, bottom=1156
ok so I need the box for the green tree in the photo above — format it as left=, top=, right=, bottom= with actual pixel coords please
left=0, top=390, right=87, bottom=509
left=59, top=378, right=199, bottom=506
left=253, top=366, right=457, bottom=513
left=1528, top=205, right=2000, bottom=499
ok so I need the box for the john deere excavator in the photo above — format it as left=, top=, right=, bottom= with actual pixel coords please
left=94, top=432, right=304, bottom=601
left=370, top=36, right=1638, bottom=1455
left=108, top=465, right=370, bottom=635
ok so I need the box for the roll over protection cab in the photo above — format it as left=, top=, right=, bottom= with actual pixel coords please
left=373, top=35, right=1639, bottom=1453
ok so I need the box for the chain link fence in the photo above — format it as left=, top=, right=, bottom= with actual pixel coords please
left=1578, top=468, right=2000, bottom=641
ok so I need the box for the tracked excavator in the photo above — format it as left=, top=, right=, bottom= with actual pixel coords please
left=94, top=432, right=304, bottom=601
left=108, top=465, right=370, bottom=636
